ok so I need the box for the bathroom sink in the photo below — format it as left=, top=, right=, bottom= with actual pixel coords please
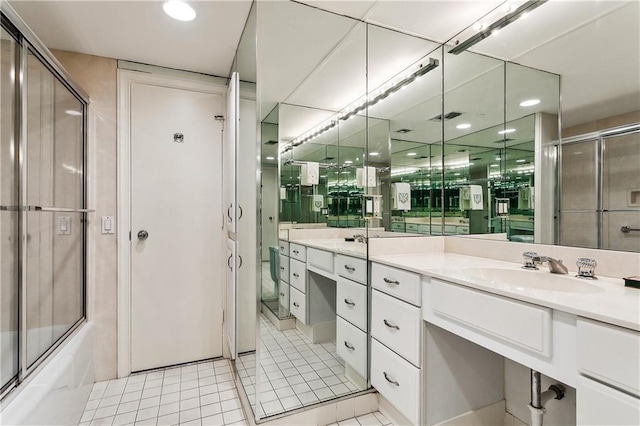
left=461, top=267, right=604, bottom=294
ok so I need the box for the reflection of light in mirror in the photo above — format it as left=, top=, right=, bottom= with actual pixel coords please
left=496, top=157, right=501, bottom=160
left=521, top=12, right=529, bottom=19
left=516, top=159, right=527, bottom=163
left=520, top=99, right=540, bottom=107
left=407, top=152, right=417, bottom=156
left=456, top=123, right=471, bottom=130
left=491, top=29, right=500, bottom=37
left=65, top=109, right=82, bottom=116
left=391, top=167, right=419, bottom=177
left=369, top=152, right=379, bottom=156
left=266, top=156, right=275, bottom=160
left=498, top=128, right=516, bottom=134
left=490, top=164, right=499, bottom=167
left=62, top=163, right=81, bottom=174
left=344, top=160, right=353, bottom=164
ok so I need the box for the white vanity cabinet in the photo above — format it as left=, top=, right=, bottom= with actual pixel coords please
left=370, top=261, right=422, bottom=425
left=278, top=240, right=290, bottom=311
left=576, top=318, right=640, bottom=425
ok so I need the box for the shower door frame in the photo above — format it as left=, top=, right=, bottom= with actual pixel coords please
left=1, top=4, right=90, bottom=401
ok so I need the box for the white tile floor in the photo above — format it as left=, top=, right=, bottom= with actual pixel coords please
left=236, top=315, right=363, bottom=418
left=329, top=411, right=392, bottom=426
left=79, top=359, right=246, bottom=426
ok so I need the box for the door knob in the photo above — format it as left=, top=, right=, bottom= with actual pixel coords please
left=137, top=230, right=149, bottom=241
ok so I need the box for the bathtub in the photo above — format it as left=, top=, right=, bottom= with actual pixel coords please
left=1, top=322, right=94, bottom=425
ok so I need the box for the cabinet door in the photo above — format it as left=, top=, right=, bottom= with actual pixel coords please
left=223, top=72, right=239, bottom=234
left=225, top=239, right=237, bottom=359
left=577, top=376, right=640, bottom=425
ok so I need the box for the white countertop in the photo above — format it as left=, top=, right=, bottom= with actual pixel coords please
left=291, top=238, right=367, bottom=259
left=370, top=252, right=640, bottom=331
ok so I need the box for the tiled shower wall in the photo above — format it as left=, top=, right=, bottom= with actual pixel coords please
left=53, top=50, right=118, bottom=381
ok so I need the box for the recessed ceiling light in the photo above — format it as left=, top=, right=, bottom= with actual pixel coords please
left=516, top=159, right=527, bottom=163
left=407, top=152, right=417, bottom=156
left=456, top=123, right=471, bottom=130
left=520, top=99, right=540, bottom=107
left=498, top=128, right=516, bottom=135
left=266, top=156, right=275, bottom=160
left=163, top=1, right=196, bottom=22
left=344, top=160, right=353, bottom=164
left=490, top=164, right=499, bottom=168
left=65, top=109, right=82, bottom=116
left=369, top=152, right=379, bottom=156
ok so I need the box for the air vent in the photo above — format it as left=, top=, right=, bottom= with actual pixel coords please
left=429, top=111, right=463, bottom=121
left=264, top=140, right=278, bottom=145
left=493, top=138, right=515, bottom=143
left=395, top=128, right=413, bottom=134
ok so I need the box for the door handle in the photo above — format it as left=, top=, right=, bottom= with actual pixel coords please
left=227, top=204, right=233, bottom=223
left=238, top=255, right=243, bottom=268
left=293, top=302, right=299, bottom=308
left=383, top=372, right=399, bottom=386
left=227, top=254, right=233, bottom=270
left=238, top=206, right=243, bottom=219
left=344, top=299, right=355, bottom=306
left=344, top=341, right=355, bottom=350
left=137, top=230, right=149, bottom=241
left=344, top=265, right=356, bottom=272
left=383, top=277, right=399, bottom=285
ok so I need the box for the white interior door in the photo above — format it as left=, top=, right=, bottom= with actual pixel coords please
left=130, top=82, right=223, bottom=372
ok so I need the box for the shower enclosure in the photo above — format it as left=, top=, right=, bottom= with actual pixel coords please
left=559, top=124, right=640, bottom=252
left=1, top=9, right=88, bottom=399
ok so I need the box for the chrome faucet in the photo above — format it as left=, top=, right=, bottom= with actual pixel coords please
left=522, top=252, right=568, bottom=274
left=353, top=234, right=367, bottom=243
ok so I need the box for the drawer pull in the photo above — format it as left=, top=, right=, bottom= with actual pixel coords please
left=293, top=272, right=300, bottom=278
left=279, top=292, right=285, bottom=297
left=280, top=266, right=285, bottom=270
left=384, top=319, right=400, bottom=330
left=293, top=249, right=299, bottom=254
left=344, top=341, right=355, bottom=350
left=383, top=372, right=399, bottom=386
left=344, top=298, right=356, bottom=306
left=293, top=302, right=300, bottom=308
left=344, top=265, right=356, bottom=272
left=280, top=246, right=285, bottom=250
left=383, top=277, right=400, bottom=285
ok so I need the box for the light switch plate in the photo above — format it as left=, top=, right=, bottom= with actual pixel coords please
left=101, top=216, right=115, bottom=234
left=58, top=216, right=71, bottom=235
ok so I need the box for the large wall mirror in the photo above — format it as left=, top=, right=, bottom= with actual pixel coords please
left=247, top=0, right=639, bottom=423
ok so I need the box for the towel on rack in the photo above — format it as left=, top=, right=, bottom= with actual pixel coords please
left=280, top=187, right=286, bottom=200
left=392, top=182, right=411, bottom=211
left=312, top=195, right=324, bottom=212
left=301, top=162, right=319, bottom=186
left=469, top=185, right=483, bottom=210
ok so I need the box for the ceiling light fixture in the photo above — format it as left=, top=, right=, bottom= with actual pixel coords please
left=448, top=0, right=547, bottom=55
left=498, top=128, right=516, bottom=135
left=520, top=99, right=541, bottom=107
left=65, top=109, right=82, bottom=116
left=407, top=152, right=417, bottom=156
left=163, top=1, right=196, bottom=22
left=369, top=152, right=379, bottom=156
left=456, top=123, right=471, bottom=130
left=266, top=156, right=275, bottom=160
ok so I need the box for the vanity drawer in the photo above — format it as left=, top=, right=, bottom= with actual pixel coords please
left=279, top=254, right=290, bottom=283
left=278, top=281, right=289, bottom=308
left=336, top=254, right=367, bottom=284
left=336, top=317, right=367, bottom=380
left=371, top=262, right=421, bottom=306
left=289, top=259, right=307, bottom=293
left=405, top=223, right=419, bottom=233
left=371, top=338, right=420, bottom=426
left=279, top=240, right=289, bottom=256
left=372, top=289, right=421, bottom=367
left=429, top=279, right=552, bottom=358
left=336, top=277, right=367, bottom=331
left=577, top=376, right=640, bottom=425
left=289, top=243, right=306, bottom=262
left=289, top=287, right=306, bottom=325
left=307, top=248, right=334, bottom=274
left=577, top=318, right=640, bottom=397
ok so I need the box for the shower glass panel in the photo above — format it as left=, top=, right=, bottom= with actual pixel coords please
left=0, top=26, right=19, bottom=391
left=25, top=49, right=85, bottom=367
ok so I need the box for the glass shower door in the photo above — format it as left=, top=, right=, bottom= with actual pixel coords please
left=0, top=25, right=19, bottom=392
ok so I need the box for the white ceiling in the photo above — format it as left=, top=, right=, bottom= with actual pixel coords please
left=8, top=0, right=252, bottom=76
left=7, top=0, right=639, bottom=131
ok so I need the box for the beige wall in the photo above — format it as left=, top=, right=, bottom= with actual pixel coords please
left=563, top=110, right=640, bottom=138
left=52, top=50, right=118, bottom=381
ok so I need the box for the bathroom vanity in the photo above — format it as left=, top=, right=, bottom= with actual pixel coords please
left=368, top=237, right=640, bottom=426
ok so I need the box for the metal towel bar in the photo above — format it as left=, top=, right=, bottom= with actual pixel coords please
left=621, top=226, right=640, bottom=233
